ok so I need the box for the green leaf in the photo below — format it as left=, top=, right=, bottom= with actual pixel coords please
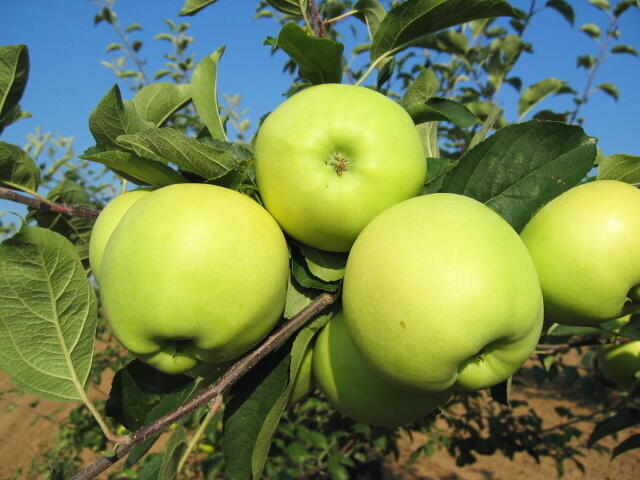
left=80, top=146, right=186, bottom=187
left=613, top=0, right=637, bottom=17
left=297, top=243, right=347, bottom=282
left=597, top=82, right=619, bottom=101
left=417, top=122, right=440, bottom=159
left=0, top=141, right=40, bottom=190
left=611, top=44, right=639, bottom=56
left=284, top=276, right=316, bottom=320
left=266, top=23, right=344, bottom=85
left=133, top=83, right=191, bottom=127
left=577, top=54, right=596, bottom=69
left=105, top=360, right=196, bottom=431
left=136, top=456, right=163, bottom=480
left=518, top=78, right=568, bottom=119
left=532, top=109, right=570, bottom=122
left=613, top=433, right=640, bottom=459
left=89, top=85, right=154, bottom=149
left=290, top=245, right=341, bottom=292
left=354, top=0, right=387, bottom=39
left=422, top=157, right=457, bottom=193
left=440, top=121, right=597, bottom=231
left=405, top=97, right=479, bottom=128
left=580, top=23, right=601, bottom=39
left=597, top=153, right=640, bottom=184
left=0, top=103, right=31, bottom=135
left=546, top=0, right=574, bottom=25
left=179, top=0, right=220, bottom=16
left=588, top=411, right=640, bottom=446
left=416, top=30, right=469, bottom=55
left=266, top=0, right=307, bottom=17
left=401, top=68, right=440, bottom=105
left=370, top=0, right=520, bottom=63
left=116, top=127, right=237, bottom=180
left=46, top=461, right=76, bottom=480
left=0, top=45, right=29, bottom=134
left=191, top=48, right=227, bottom=142
left=0, top=227, right=97, bottom=401
left=589, top=0, right=611, bottom=11
left=159, top=425, right=188, bottom=479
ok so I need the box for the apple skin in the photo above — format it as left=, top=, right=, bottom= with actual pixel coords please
left=89, top=189, right=150, bottom=280
left=313, top=310, right=451, bottom=427
left=343, top=193, right=543, bottom=394
left=100, top=183, right=290, bottom=375
left=521, top=180, right=640, bottom=326
left=254, top=83, right=426, bottom=252
left=598, top=341, right=640, bottom=388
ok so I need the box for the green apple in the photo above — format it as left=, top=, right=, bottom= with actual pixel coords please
left=343, top=193, right=543, bottom=394
left=521, top=180, right=640, bottom=326
left=89, top=189, right=150, bottom=280
left=100, top=183, right=290, bottom=374
left=254, top=83, right=426, bottom=252
left=313, top=310, right=450, bottom=427
left=598, top=341, right=640, bottom=387
left=288, top=347, right=313, bottom=407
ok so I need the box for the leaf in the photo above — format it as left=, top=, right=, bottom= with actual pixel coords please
left=159, top=425, right=188, bottom=480
left=0, top=45, right=29, bottom=133
left=580, top=23, right=601, bottom=39
left=612, top=433, right=640, bottom=459
left=611, top=44, right=639, bottom=56
left=597, top=153, right=640, bottom=184
left=577, top=54, right=596, bottom=70
left=613, top=0, right=637, bottom=17
left=422, top=157, right=457, bottom=193
left=105, top=360, right=197, bottom=431
left=116, top=127, right=237, bottom=180
left=588, top=411, right=640, bottom=446
left=518, top=78, right=568, bottom=119
left=401, top=68, right=440, bottom=106
left=354, top=0, right=387, bottom=39
left=80, top=146, right=186, bottom=187
left=0, top=103, right=31, bottom=135
left=290, top=245, right=341, bottom=292
left=490, top=377, right=511, bottom=406
left=589, top=0, right=611, bottom=11
left=440, top=121, right=596, bottom=231
left=89, top=85, right=154, bottom=149
left=133, top=83, right=191, bottom=126
left=370, top=0, right=520, bottom=63
left=266, top=0, right=307, bottom=17
left=405, top=97, right=479, bottom=128
left=179, top=0, right=220, bottom=16
left=597, top=82, right=620, bottom=101
left=297, top=243, right=347, bottom=282
left=284, top=276, right=315, bottom=319
left=546, top=0, right=574, bottom=25
left=0, top=227, right=97, bottom=401
left=46, top=461, right=76, bottom=480
left=136, top=456, right=163, bottom=480
left=0, top=141, right=40, bottom=190
left=266, top=23, right=344, bottom=85
left=191, top=48, right=227, bottom=142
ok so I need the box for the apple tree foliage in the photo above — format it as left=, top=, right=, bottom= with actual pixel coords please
left=1, top=0, right=640, bottom=478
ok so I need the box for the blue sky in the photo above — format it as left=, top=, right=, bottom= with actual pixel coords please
left=1, top=0, right=639, bottom=172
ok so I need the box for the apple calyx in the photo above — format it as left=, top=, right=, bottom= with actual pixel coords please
left=326, top=151, right=349, bottom=176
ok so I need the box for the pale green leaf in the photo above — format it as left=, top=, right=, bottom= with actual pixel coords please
left=191, top=48, right=227, bottom=142
left=611, top=45, right=638, bottom=57
left=0, top=141, right=40, bottom=190
left=179, top=0, right=220, bottom=16
left=580, top=23, right=601, bottom=39
left=589, top=0, right=611, bottom=11
left=298, top=244, right=347, bottom=282
left=400, top=68, right=440, bottom=106
left=518, top=77, right=567, bottom=119
left=597, top=153, right=640, bottom=184
left=596, top=82, right=619, bottom=101
left=355, top=0, right=387, bottom=39
left=133, top=83, right=191, bottom=127
left=0, top=44, right=29, bottom=133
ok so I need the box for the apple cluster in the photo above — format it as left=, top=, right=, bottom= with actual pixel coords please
left=90, top=84, right=640, bottom=428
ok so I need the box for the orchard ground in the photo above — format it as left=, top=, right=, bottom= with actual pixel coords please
left=1, top=351, right=638, bottom=479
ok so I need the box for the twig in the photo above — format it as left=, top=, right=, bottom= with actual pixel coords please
left=0, top=186, right=100, bottom=218
left=176, top=395, right=222, bottom=474
left=536, top=339, right=612, bottom=352
left=70, top=292, right=339, bottom=480
left=307, top=0, right=325, bottom=38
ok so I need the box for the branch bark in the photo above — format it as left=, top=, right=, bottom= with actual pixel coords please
left=0, top=186, right=100, bottom=218
left=70, top=291, right=339, bottom=480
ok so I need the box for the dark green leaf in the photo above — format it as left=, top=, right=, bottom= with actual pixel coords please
left=405, top=97, right=479, bottom=127
left=577, top=54, right=596, bottom=69
left=0, top=227, right=97, bottom=401
left=266, top=23, right=344, bottom=85
left=354, top=0, right=387, bottom=39
left=440, top=121, right=596, bottom=231
left=179, top=0, right=220, bottom=16
left=297, top=243, right=347, bottom=282
left=133, top=83, right=191, bottom=127
left=159, top=425, right=188, bottom=479
left=597, top=82, right=619, bottom=101
left=0, top=141, right=40, bottom=190
left=116, top=127, right=237, bottom=180
left=80, top=146, right=186, bottom=187
left=136, top=456, right=163, bottom=480
left=588, top=411, right=640, bottom=446
left=0, top=45, right=29, bottom=133
left=613, top=0, right=637, bottom=17
left=46, top=460, right=76, bottom=480
left=422, top=157, right=457, bottom=193
left=597, top=153, right=640, bottom=184
left=532, top=109, right=570, bottom=122
left=518, top=78, right=568, bottom=119
left=328, top=455, right=350, bottom=480
left=89, top=85, right=154, bottom=149
left=266, top=0, right=307, bottom=16
left=191, top=48, right=227, bottom=142
left=612, top=434, right=640, bottom=459
left=0, top=103, right=31, bottom=135
left=611, top=44, right=639, bottom=56
left=546, top=0, right=574, bottom=25
left=290, top=245, right=341, bottom=292
left=370, top=0, right=520, bottom=63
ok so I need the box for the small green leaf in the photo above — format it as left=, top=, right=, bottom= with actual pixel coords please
left=546, top=0, right=574, bottom=25
left=579, top=23, right=601, bottom=39
left=191, top=48, right=227, bottom=142
left=297, top=243, right=347, bottom=282
left=178, top=0, right=220, bottom=16
left=596, top=82, right=619, bottom=101
left=354, top=0, right=387, bottom=39
left=0, top=227, right=97, bottom=401
left=0, top=141, right=40, bottom=190
left=284, top=277, right=316, bottom=320
left=613, top=0, right=637, bottom=17
left=597, top=153, right=640, bottom=184
left=0, top=45, right=29, bottom=134
left=290, top=245, right=341, bottom=292
left=401, top=68, right=440, bottom=105
left=422, top=157, right=457, bottom=193
left=133, top=83, right=191, bottom=127
left=589, top=0, right=611, bottom=11
left=518, top=78, right=568, bottom=119
left=611, top=44, right=639, bottom=56
left=159, top=425, right=188, bottom=479
left=405, top=97, right=479, bottom=128
left=136, top=456, right=163, bottom=480
left=266, top=23, right=344, bottom=85
left=577, top=54, right=596, bottom=69
left=116, top=127, right=237, bottom=180
left=588, top=411, right=640, bottom=446
left=266, top=0, right=307, bottom=17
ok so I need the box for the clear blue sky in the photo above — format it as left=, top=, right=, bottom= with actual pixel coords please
left=1, top=0, right=639, bottom=170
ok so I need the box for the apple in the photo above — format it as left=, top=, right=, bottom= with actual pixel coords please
left=598, top=341, right=640, bottom=388
left=254, top=83, right=426, bottom=252
left=342, top=193, right=544, bottom=394
left=313, top=310, right=451, bottom=427
left=288, top=347, right=313, bottom=407
left=521, top=180, right=640, bottom=326
left=89, top=189, right=150, bottom=280
left=100, top=183, right=290, bottom=375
